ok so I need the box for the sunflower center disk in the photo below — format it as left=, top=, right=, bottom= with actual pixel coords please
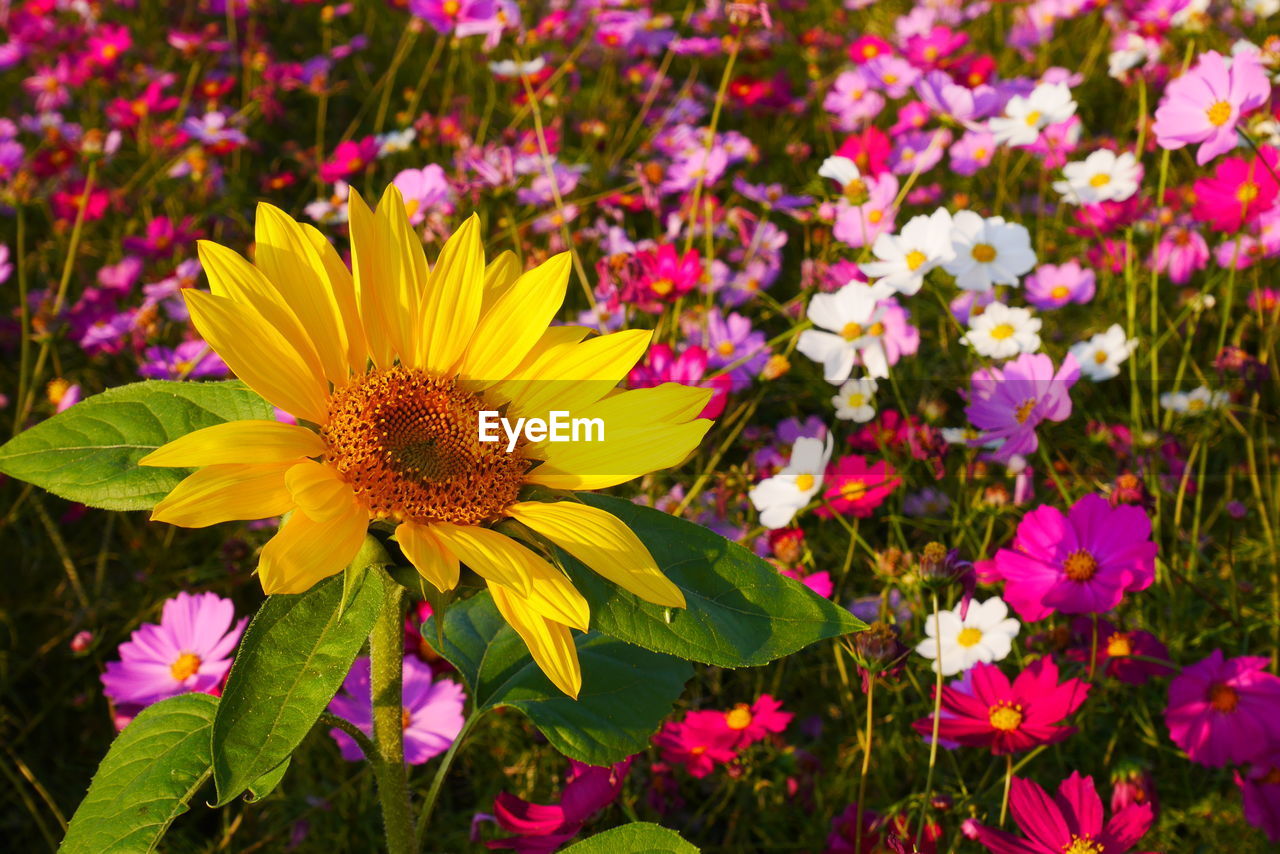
left=322, top=366, right=526, bottom=525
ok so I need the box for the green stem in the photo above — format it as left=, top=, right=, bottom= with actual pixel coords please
left=854, top=676, right=875, bottom=854
left=916, top=593, right=944, bottom=846
left=415, top=713, right=477, bottom=847
left=370, top=575, right=414, bottom=854
left=999, top=754, right=1013, bottom=826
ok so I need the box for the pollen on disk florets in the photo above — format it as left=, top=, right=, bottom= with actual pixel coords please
left=321, top=366, right=526, bottom=525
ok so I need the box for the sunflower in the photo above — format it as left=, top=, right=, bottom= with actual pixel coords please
left=139, top=185, right=713, bottom=698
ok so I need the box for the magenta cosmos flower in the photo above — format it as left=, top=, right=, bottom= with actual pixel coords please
left=816, top=454, right=899, bottom=519
left=912, top=657, right=1090, bottom=755
left=988, top=494, right=1158, bottom=621
left=488, top=758, right=632, bottom=852
left=101, top=592, right=246, bottom=708
left=964, top=352, right=1080, bottom=464
left=1165, top=650, right=1280, bottom=767
left=971, top=771, right=1155, bottom=854
left=1237, top=748, right=1280, bottom=843
left=328, top=655, right=466, bottom=765
left=1153, top=50, right=1271, bottom=166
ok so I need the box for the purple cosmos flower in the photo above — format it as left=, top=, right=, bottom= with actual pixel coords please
left=948, top=129, right=996, bottom=177
left=732, top=176, right=813, bottom=213
left=1023, top=260, right=1096, bottom=310
left=139, top=341, right=229, bottom=380
left=890, top=128, right=951, bottom=176
left=824, top=69, right=886, bottom=130
left=1165, top=650, right=1280, bottom=768
left=915, top=70, right=1000, bottom=122
left=328, top=655, right=466, bottom=765
left=701, top=310, right=769, bottom=391
left=0, top=245, right=11, bottom=285
left=964, top=352, right=1080, bottom=463
left=97, top=256, right=144, bottom=294
left=101, top=592, right=247, bottom=709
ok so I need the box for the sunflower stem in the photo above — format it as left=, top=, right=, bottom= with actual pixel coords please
left=370, top=573, right=415, bottom=854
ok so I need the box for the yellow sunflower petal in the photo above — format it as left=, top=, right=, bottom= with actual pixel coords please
left=489, top=581, right=582, bottom=699
left=523, top=383, right=713, bottom=458
left=302, top=223, right=369, bottom=373
left=417, top=212, right=484, bottom=374
left=527, top=419, right=712, bottom=490
left=258, top=502, right=368, bottom=595
left=150, top=462, right=296, bottom=527
left=183, top=290, right=330, bottom=423
left=285, top=460, right=357, bottom=523
left=347, top=187, right=399, bottom=368
left=482, top=250, right=522, bottom=314
left=196, top=240, right=324, bottom=380
left=459, top=252, right=569, bottom=387
left=376, top=185, right=428, bottom=367
left=255, top=203, right=349, bottom=384
left=496, top=329, right=653, bottom=418
left=507, top=501, right=685, bottom=608
left=139, top=420, right=325, bottom=467
left=430, top=523, right=590, bottom=630
left=395, top=521, right=460, bottom=592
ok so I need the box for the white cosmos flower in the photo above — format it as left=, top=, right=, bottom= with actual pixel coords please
left=797, top=282, right=890, bottom=383
left=832, top=377, right=878, bottom=422
left=1160, top=386, right=1229, bottom=414
left=818, top=155, right=862, bottom=188
left=915, top=597, right=1020, bottom=676
left=1054, top=150, right=1142, bottom=205
left=943, top=210, right=1037, bottom=292
left=748, top=433, right=835, bottom=529
left=988, top=81, right=1077, bottom=146
left=1069, top=324, right=1138, bottom=381
left=859, top=207, right=955, bottom=297
left=961, top=302, right=1041, bottom=359
left=488, top=57, right=547, bottom=77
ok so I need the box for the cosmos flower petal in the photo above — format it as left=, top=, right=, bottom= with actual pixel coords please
left=460, top=251, right=570, bottom=387
left=150, top=462, right=296, bottom=527
left=259, top=503, right=368, bottom=595
left=255, top=202, right=350, bottom=383
left=182, top=289, right=330, bottom=423
left=489, top=581, right=582, bottom=699
left=396, top=521, right=461, bottom=592
left=431, top=523, right=590, bottom=630
left=508, top=500, right=685, bottom=609
left=139, top=420, right=325, bottom=467
left=418, top=209, right=483, bottom=373
left=1008, top=776, right=1072, bottom=850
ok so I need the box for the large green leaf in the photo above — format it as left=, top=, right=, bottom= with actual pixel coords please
left=0, top=380, right=273, bottom=511
left=59, top=692, right=217, bottom=854
left=429, top=592, right=691, bottom=766
left=211, top=566, right=385, bottom=806
left=556, top=494, right=865, bottom=666
left=561, top=823, right=699, bottom=853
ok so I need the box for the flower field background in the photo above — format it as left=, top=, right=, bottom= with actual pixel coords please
left=2, top=0, right=1280, bottom=851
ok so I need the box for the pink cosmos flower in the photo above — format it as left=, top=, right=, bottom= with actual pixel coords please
left=487, top=758, right=631, bottom=852
left=319, top=137, right=379, bottom=183
left=1066, top=618, right=1172, bottom=685
left=719, top=694, right=792, bottom=748
left=911, top=658, right=1090, bottom=755
left=393, top=164, right=454, bottom=225
left=832, top=172, right=899, bottom=248
left=989, top=494, right=1157, bottom=621
left=652, top=712, right=739, bottom=778
left=963, top=352, right=1080, bottom=464
left=971, top=771, right=1155, bottom=853
left=328, top=655, right=465, bottom=765
left=101, top=592, right=246, bottom=709
left=1153, top=50, right=1271, bottom=165
left=627, top=343, right=730, bottom=419
left=1023, top=260, right=1096, bottom=310
left=1153, top=225, right=1210, bottom=284
left=625, top=244, right=702, bottom=309
left=816, top=454, right=899, bottom=519
left=1165, top=650, right=1280, bottom=767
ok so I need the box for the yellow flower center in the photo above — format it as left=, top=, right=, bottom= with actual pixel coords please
left=840, top=480, right=867, bottom=502
left=1062, top=836, right=1104, bottom=854
left=402, top=706, right=413, bottom=730
left=1024, top=110, right=1041, bottom=127
left=322, top=366, right=527, bottom=525
left=1237, top=182, right=1259, bottom=203
left=717, top=341, right=735, bottom=357
left=1206, top=100, right=1232, bottom=127
left=904, top=249, right=928, bottom=271
left=170, top=653, right=201, bottom=681
left=443, top=0, right=461, bottom=15
left=1187, top=397, right=1206, bottom=412
left=956, top=627, right=984, bottom=648
left=1089, top=173, right=1111, bottom=187
left=867, top=209, right=883, bottom=224
left=794, top=473, right=815, bottom=492
left=988, top=702, right=1023, bottom=731
left=725, top=705, right=753, bottom=730
left=846, top=393, right=866, bottom=407
left=650, top=277, right=675, bottom=296
left=1063, top=549, right=1099, bottom=582
left=1209, top=682, right=1240, bottom=713
left=1105, top=633, right=1133, bottom=658
left=1050, top=285, right=1070, bottom=299
left=989, top=323, right=1016, bottom=340
left=1094, top=350, right=1109, bottom=365
left=841, top=322, right=864, bottom=341
left=971, top=243, right=997, bottom=263
left=1014, top=397, right=1037, bottom=423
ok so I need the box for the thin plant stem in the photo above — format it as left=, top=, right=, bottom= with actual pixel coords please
left=854, top=676, right=875, bottom=854
left=916, top=593, right=944, bottom=846
left=999, top=754, right=1013, bottom=826
left=369, top=574, right=415, bottom=854
left=415, top=713, right=477, bottom=847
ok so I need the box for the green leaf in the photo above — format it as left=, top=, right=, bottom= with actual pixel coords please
left=59, top=693, right=217, bottom=854
left=429, top=592, right=691, bottom=766
left=211, top=569, right=385, bottom=806
left=244, top=758, right=290, bottom=804
left=560, top=822, right=699, bottom=853
left=0, top=380, right=273, bottom=511
left=557, top=494, right=865, bottom=667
